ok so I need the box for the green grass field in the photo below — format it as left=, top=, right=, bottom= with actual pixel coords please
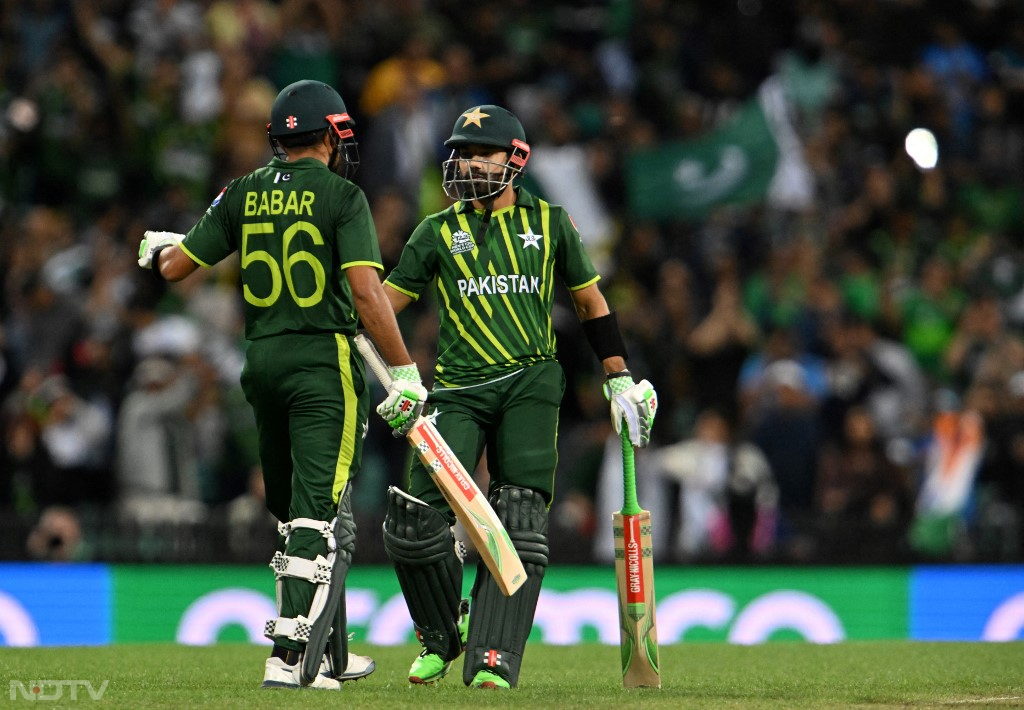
left=3, top=642, right=1023, bottom=708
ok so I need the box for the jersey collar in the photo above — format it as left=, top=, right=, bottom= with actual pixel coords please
left=269, top=156, right=329, bottom=171
left=455, top=187, right=536, bottom=216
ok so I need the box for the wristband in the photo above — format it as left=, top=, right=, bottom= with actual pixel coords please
left=581, top=311, right=628, bottom=361
left=606, top=370, right=632, bottom=380
left=151, top=244, right=172, bottom=279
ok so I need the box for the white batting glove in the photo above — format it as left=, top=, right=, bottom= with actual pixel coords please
left=603, top=373, right=658, bottom=448
left=376, top=364, right=428, bottom=438
left=138, top=231, right=185, bottom=269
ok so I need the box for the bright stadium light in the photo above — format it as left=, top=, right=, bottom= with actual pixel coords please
left=905, top=128, right=938, bottom=170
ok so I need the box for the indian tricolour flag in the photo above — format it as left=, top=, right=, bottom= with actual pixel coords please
left=910, top=410, right=985, bottom=556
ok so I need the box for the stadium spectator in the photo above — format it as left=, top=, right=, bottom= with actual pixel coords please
left=25, top=504, right=87, bottom=561
left=747, top=358, right=821, bottom=554
left=656, top=407, right=777, bottom=562
left=115, top=356, right=205, bottom=525
left=814, top=406, right=913, bottom=562
left=686, top=258, right=759, bottom=424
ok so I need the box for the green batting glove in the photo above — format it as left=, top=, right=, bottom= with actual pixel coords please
left=376, top=364, right=428, bottom=438
left=138, top=230, right=185, bottom=269
left=603, top=373, right=658, bottom=448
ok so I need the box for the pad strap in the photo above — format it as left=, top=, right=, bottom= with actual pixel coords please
left=265, top=615, right=313, bottom=643
left=270, top=552, right=333, bottom=584
left=278, top=518, right=337, bottom=550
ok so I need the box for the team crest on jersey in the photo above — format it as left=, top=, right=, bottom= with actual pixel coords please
left=518, top=227, right=543, bottom=250
left=450, top=230, right=475, bottom=255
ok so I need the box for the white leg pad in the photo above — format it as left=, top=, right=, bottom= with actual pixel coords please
left=265, top=517, right=338, bottom=644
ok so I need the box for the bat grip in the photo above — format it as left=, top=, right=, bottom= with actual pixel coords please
left=354, top=334, right=394, bottom=388
left=620, top=427, right=641, bottom=515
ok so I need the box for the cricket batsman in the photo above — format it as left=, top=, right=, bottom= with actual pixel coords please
left=378, top=104, right=658, bottom=689
left=136, top=80, right=427, bottom=689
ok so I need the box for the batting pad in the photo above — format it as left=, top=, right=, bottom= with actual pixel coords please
left=463, top=485, right=549, bottom=687
left=383, top=486, right=466, bottom=660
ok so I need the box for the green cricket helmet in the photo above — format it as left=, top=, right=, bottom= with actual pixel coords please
left=442, top=105, right=530, bottom=202
left=267, top=80, right=360, bottom=178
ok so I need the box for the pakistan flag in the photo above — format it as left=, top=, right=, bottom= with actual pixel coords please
left=626, top=79, right=807, bottom=220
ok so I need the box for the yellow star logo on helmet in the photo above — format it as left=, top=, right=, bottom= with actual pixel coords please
left=461, top=107, right=490, bottom=128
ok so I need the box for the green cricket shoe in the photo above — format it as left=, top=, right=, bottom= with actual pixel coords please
left=470, top=670, right=510, bottom=690
left=408, top=599, right=470, bottom=685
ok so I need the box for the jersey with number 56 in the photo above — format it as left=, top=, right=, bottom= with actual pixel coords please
left=180, top=157, right=382, bottom=340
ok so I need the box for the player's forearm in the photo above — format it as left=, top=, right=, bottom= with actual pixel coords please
left=348, top=265, right=416, bottom=366
left=156, top=246, right=200, bottom=282
left=383, top=283, right=413, bottom=315
left=600, top=355, right=628, bottom=375
left=354, top=289, right=415, bottom=367
left=570, top=283, right=610, bottom=321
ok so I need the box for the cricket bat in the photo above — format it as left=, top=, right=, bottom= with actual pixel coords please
left=354, top=333, right=526, bottom=597
left=613, top=428, right=661, bottom=688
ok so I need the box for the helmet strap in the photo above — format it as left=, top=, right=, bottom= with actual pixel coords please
left=474, top=207, right=492, bottom=243
left=327, top=134, right=344, bottom=174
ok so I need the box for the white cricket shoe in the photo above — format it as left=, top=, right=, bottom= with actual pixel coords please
left=261, top=656, right=341, bottom=690
left=261, top=652, right=376, bottom=689
left=336, top=652, right=376, bottom=682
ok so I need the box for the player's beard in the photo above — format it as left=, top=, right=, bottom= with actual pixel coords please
left=464, top=168, right=506, bottom=201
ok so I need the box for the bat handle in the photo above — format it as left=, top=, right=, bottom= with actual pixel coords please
left=354, top=333, right=394, bottom=388
left=620, top=427, right=641, bottom=515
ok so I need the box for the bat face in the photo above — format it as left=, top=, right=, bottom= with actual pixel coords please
left=351, top=334, right=525, bottom=597
left=614, top=509, right=661, bottom=688
left=412, top=420, right=478, bottom=503
left=407, top=418, right=526, bottom=597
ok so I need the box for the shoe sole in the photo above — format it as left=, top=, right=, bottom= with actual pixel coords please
left=409, top=660, right=452, bottom=684
left=409, top=673, right=447, bottom=685
left=260, top=683, right=342, bottom=691
left=261, top=678, right=345, bottom=690
left=338, top=660, right=376, bottom=682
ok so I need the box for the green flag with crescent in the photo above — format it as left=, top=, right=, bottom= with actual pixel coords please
left=626, top=97, right=781, bottom=220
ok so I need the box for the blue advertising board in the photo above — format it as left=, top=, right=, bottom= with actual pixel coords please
left=0, top=563, right=110, bottom=646
left=910, top=566, right=1024, bottom=641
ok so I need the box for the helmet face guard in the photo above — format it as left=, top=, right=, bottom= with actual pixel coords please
left=441, top=138, right=530, bottom=202
left=325, top=112, right=360, bottom=179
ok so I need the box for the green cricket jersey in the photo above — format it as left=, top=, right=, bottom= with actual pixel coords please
left=180, top=157, right=383, bottom=340
left=385, top=188, right=599, bottom=387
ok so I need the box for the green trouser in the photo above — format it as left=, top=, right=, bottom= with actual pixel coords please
left=241, top=332, right=369, bottom=651
left=405, top=359, right=564, bottom=523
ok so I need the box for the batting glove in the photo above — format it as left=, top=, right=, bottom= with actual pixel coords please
left=138, top=231, right=185, bottom=269
left=603, top=373, right=658, bottom=448
left=376, top=364, right=428, bottom=438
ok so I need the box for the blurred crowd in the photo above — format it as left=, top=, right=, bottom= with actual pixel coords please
left=2, top=0, right=1024, bottom=565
